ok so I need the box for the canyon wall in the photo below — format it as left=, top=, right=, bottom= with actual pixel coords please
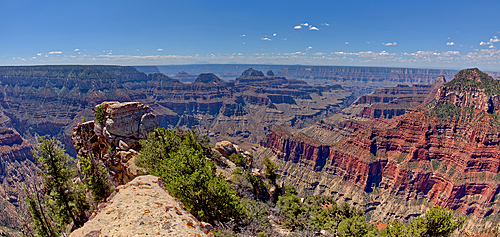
left=0, top=66, right=355, bottom=154
left=0, top=127, right=40, bottom=233
left=260, top=68, right=500, bottom=232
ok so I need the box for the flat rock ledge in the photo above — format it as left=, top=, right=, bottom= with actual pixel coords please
left=70, top=175, right=212, bottom=237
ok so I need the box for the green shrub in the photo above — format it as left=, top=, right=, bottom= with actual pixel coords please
left=229, top=153, right=246, bottom=168
left=137, top=127, right=246, bottom=223
left=381, top=205, right=464, bottom=237
left=94, top=105, right=106, bottom=124
left=79, top=155, right=110, bottom=204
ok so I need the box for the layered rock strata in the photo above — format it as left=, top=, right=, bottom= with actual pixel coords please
left=260, top=68, right=500, bottom=232
left=2, top=65, right=463, bottom=155
left=354, top=76, right=445, bottom=119
left=69, top=175, right=212, bottom=237
left=72, top=101, right=157, bottom=186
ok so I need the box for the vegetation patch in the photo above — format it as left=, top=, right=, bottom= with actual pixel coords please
left=431, top=160, right=440, bottom=171
left=137, top=127, right=245, bottom=223
left=444, top=68, right=500, bottom=95
left=94, top=105, right=106, bottom=124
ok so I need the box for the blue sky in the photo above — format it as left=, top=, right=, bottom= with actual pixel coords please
left=1, top=0, right=500, bottom=70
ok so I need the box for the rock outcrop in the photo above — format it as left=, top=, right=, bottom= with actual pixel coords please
left=69, top=175, right=212, bottom=237
left=72, top=101, right=158, bottom=186
left=436, top=68, right=500, bottom=112
left=260, top=68, right=500, bottom=232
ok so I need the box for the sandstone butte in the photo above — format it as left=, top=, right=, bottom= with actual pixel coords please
left=260, top=68, right=500, bottom=232
left=69, top=175, right=213, bottom=237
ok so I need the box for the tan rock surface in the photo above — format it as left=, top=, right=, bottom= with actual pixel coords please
left=70, top=175, right=212, bottom=237
left=103, top=102, right=157, bottom=139
left=215, top=141, right=238, bottom=157
left=107, top=102, right=149, bottom=119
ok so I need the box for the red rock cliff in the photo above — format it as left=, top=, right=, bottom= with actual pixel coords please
left=262, top=68, right=500, bottom=222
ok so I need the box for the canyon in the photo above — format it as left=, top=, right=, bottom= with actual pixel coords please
left=2, top=64, right=500, bottom=234
left=0, top=127, right=39, bottom=236
left=0, top=65, right=355, bottom=154
left=260, top=68, right=500, bottom=232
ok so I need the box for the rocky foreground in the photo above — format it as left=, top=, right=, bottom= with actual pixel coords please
left=69, top=175, right=213, bottom=237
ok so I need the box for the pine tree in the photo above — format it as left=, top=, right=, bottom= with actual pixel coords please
left=26, top=136, right=87, bottom=236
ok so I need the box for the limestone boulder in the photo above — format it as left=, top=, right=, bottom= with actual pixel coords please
left=105, top=113, right=143, bottom=138
left=106, top=102, right=149, bottom=119
left=101, top=102, right=158, bottom=139
left=215, top=141, right=238, bottom=158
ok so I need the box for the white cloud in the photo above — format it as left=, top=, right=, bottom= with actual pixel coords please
left=446, top=42, right=455, bottom=46
left=74, top=49, right=80, bottom=51
left=261, top=37, right=271, bottom=41
left=321, top=23, right=330, bottom=26
left=301, top=23, right=309, bottom=27
left=284, top=51, right=306, bottom=55
left=333, top=51, right=396, bottom=58
left=480, top=41, right=492, bottom=46
left=240, top=34, right=246, bottom=37
left=334, top=52, right=358, bottom=56
left=157, top=48, right=164, bottom=51
left=238, top=53, right=243, bottom=55
left=48, top=51, right=62, bottom=54
left=273, top=33, right=276, bottom=37
left=345, top=42, right=349, bottom=45
left=306, top=46, right=313, bottom=50
left=490, top=45, right=496, bottom=49
left=309, top=26, right=319, bottom=31
left=382, top=42, right=397, bottom=46
left=491, top=36, right=500, bottom=43
left=37, top=53, right=42, bottom=56
left=312, top=52, right=326, bottom=56
left=294, top=25, right=302, bottom=29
